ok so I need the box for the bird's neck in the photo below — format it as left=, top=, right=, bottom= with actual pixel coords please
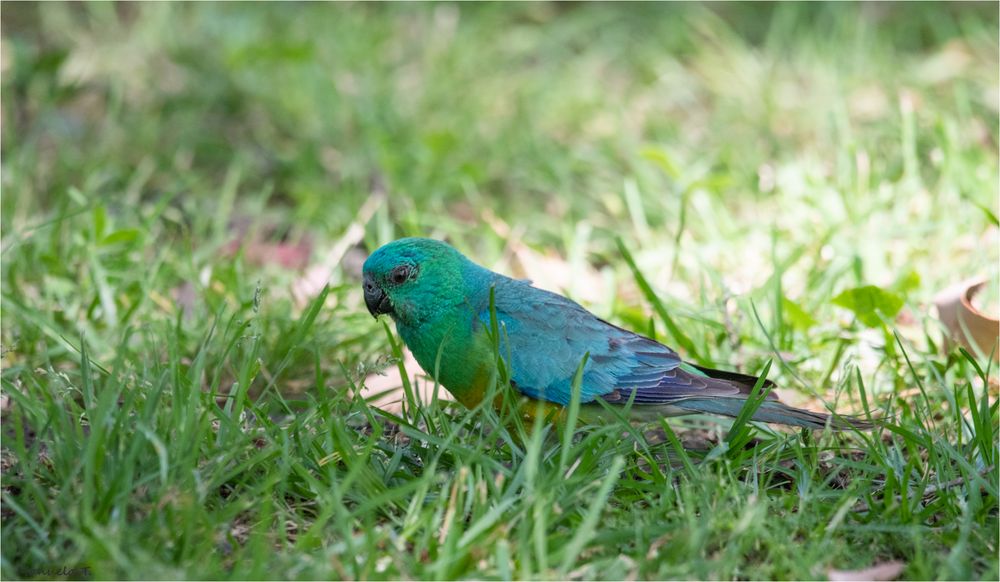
left=394, top=268, right=497, bottom=407
left=396, top=307, right=494, bottom=407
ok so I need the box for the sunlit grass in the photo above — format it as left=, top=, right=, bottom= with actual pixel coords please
left=2, top=2, right=998, bottom=580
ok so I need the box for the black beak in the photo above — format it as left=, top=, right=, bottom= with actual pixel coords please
left=363, top=273, right=393, bottom=317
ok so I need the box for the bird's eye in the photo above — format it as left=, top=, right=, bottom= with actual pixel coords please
left=390, top=265, right=411, bottom=285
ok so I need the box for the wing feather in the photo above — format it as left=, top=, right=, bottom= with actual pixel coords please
left=477, top=276, right=761, bottom=406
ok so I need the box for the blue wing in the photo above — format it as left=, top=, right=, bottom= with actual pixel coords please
left=475, top=276, right=755, bottom=406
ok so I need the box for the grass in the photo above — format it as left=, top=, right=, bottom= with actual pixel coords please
left=2, top=2, right=998, bottom=580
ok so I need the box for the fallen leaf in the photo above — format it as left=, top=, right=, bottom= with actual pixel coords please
left=828, top=560, right=905, bottom=581
left=359, top=348, right=453, bottom=414
left=221, top=216, right=313, bottom=270
left=291, top=193, right=383, bottom=307
left=482, top=208, right=606, bottom=303
left=917, top=40, right=972, bottom=85
left=223, top=238, right=313, bottom=270
left=171, top=281, right=198, bottom=318
left=509, top=242, right=604, bottom=303
left=933, top=277, right=999, bottom=360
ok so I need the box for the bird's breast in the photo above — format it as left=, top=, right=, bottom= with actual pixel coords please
left=398, top=318, right=566, bottom=424
left=397, top=318, right=494, bottom=404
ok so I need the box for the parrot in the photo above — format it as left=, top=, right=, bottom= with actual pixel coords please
left=362, top=237, right=871, bottom=431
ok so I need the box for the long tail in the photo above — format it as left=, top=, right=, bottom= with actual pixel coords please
left=671, top=398, right=873, bottom=431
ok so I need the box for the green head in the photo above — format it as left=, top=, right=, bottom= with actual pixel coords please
left=362, top=238, right=478, bottom=326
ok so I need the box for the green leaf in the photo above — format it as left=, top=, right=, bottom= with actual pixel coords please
left=892, top=270, right=921, bottom=295
left=782, top=297, right=817, bottom=331
left=639, top=145, right=681, bottom=179
left=971, top=199, right=1000, bottom=227
left=832, top=285, right=904, bottom=327
left=101, top=229, right=140, bottom=246
left=92, top=204, right=107, bottom=240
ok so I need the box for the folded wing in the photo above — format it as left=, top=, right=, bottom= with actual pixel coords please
left=479, top=277, right=770, bottom=406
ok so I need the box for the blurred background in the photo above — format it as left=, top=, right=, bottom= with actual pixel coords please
left=2, top=4, right=999, bottom=579
left=2, top=1, right=998, bottom=392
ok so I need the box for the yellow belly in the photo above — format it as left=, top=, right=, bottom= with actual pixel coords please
left=450, top=367, right=566, bottom=426
left=513, top=397, right=566, bottom=425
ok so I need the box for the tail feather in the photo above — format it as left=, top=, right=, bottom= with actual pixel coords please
left=689, top=364, right=780, bottom=400
left=672, top=398, right=873, bottom=431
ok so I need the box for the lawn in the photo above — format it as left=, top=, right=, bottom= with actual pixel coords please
left=2, top=2, right=998, bottom=580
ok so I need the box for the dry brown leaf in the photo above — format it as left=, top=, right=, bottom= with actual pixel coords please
left=359, top=348, right=453, bottom=414
left=221, top=216, right=313, bottom=270
left=828, top=560, right=905, bottom=582
left=292, top=193, right=384, bottom=307
left=222, top=238, right=313, bottom=270
left=917, top=40, right=972, bottom=85
left=933, top=277, right=999, bottom=360
left=508, top=242, right=606, bottom=304
left=482, top=208, right=606, bottom=303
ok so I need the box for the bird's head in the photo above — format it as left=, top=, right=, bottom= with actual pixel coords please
left=362, top=238, right=472, bottom=325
